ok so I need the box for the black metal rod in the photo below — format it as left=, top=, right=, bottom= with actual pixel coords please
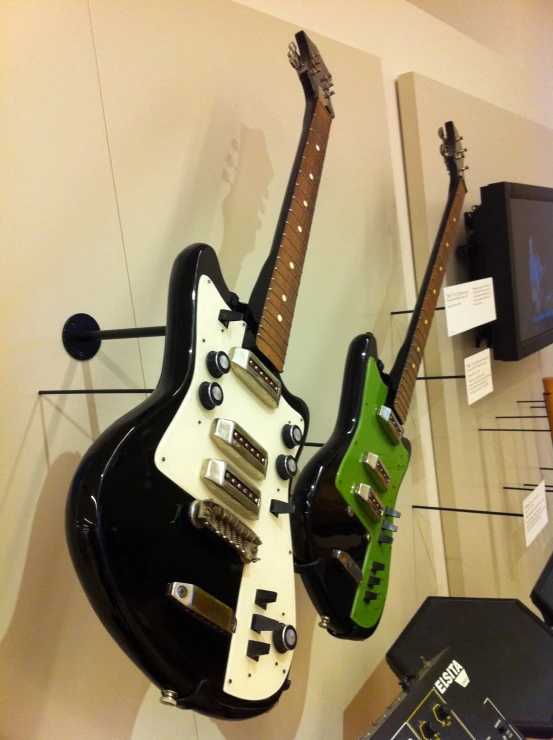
left=541, top=467, right=553, bottom=471
left=413, top=504, right=523, bottom=518
left=38, top=389, right=154, bottom=395
left=479, top=428, right=551, bottom=432
left=304, top=442, right=324, bottom=448
left=417, top=375, right=465, bottom=380
left=74, top=326, right=166, bottom=341
left=523, top=483, right=553, bottom=489
left=503, top=486, right=553, bottom=492
left=517, top=400, right=544, bottom=404
left=495, top=415, right=548, bottom=419
left=391, top=306, right=445, bottom=316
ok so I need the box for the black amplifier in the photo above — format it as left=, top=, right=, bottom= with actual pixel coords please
left=361, top=649, right=524, bottom=739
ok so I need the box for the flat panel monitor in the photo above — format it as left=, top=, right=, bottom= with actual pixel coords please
left=472, top=181, right=553, bottom=360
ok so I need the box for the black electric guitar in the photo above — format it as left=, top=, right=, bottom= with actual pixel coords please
left=66, top=32, right=334, bottom=719
left=291, top=122, right=467, bottom=640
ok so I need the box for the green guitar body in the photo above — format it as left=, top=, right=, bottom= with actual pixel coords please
left=291, top=332, right=411, bottom=639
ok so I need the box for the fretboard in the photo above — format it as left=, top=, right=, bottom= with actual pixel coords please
left=255, top=99, right=333, bottom=373
left=392, top=177, right=467, bottom=423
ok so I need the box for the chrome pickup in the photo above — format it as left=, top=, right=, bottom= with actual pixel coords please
left=363, top=452, right=391, bottom=491
left=202, top=458, right=261, bottom=519
left=189, top=498, right=261, bottom=563
left=332, top=550, right=362, bottom=585
left=168, top=582, right=237, bottom=634
left=210, top=418, right=268, bottom=480
left=355, top=483, right=384, bottom=521
left=377, top=405, right=404, bottom=444
left=230, top=348, right=281, bottom=408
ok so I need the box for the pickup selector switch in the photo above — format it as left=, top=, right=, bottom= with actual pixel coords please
left=282, top=424, right=303, bottom=448
left=276, top=454, right=297, bottom=480
left=273, top=624, right=297, bottom=653
left=206, top=350, right=230, bottom=378
left=199, top=381, right=223, bottom=410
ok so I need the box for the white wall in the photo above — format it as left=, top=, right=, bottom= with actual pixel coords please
left=1, top=0, right=553, bottom=738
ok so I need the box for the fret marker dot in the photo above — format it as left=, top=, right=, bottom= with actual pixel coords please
left=446, top=242, right=450, bottom=247
left=439, top=266, right=443, bottom=271
left=433, top=289, right=436, bottom=294
left=303, top=200, right=308, bottom=207
left=453, top=217, right=457, bottom=222
left=277, top=314, right=283, bottom=322
left=316, top=144, right=320, bottom=151
left=282, top=295, right=287, bottom=302
left=424, top=319, right=428, bottom=325
left=309, top=173, right=314, bottom=180
left=298, top=225, right=303, bottom=233
left=412, top=364, right=416, bottom=369
left=289, top=262, right=294, bottom=269
left=417, top=347, right=420, bottom=352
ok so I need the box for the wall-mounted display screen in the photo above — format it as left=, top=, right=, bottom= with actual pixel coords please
left=472, top=182, right=553, bottom=360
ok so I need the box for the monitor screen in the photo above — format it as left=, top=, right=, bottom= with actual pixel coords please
left=511, top=197, right=553, bottom=343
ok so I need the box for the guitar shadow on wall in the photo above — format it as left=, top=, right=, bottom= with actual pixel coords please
left=217, top=123, right=273, bottom=294
left=0, top=450, right=148, bottom=739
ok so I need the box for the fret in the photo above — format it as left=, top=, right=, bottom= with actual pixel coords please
left=392, top=177, right=467, bottom=420
left=258, top=320, right=288, bottom=352
left=255, top=98, right=333, bottom=372
left=275, top=256, right=301, bottom=291
left=269, top=279, right=297, bottom=311
left=280, top=238, right=305, bottom=270
left=264, top=301, right=293, bottom=332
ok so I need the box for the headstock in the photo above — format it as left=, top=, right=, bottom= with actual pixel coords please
left=288, top=31, right=335, bottom=118
left=439, top=121, right=468, bottom=181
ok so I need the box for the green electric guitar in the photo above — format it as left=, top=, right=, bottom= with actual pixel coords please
left=291, top=121, right=467, bottom=639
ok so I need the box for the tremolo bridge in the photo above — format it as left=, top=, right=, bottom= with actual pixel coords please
left=189, top=499, right=261, bottom=563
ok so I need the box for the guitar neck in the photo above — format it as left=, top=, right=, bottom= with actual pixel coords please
left=249, top=99, right=333, bottom=373
left=391, top=176, right=467, bottom=424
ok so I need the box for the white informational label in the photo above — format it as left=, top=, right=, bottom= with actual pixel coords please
left=523, top=480, right=549, bottom=547
left=464, top=348, right=493, bottom=405
left=454, top=668, right=470, bottom=688
left=443, top=277, right=496, bottom=337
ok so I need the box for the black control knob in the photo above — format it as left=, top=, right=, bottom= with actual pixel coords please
left=276, top=454, right=297, bottom=480
left=282, top=424, right=303, bottom=449
left=436, top=704, right=452, bottom=723
left=206, top=350, right=230, bottom=378
left=419, top=721, right=439, bottom=739
left=273, top=624, right=297, bottom=654
left=199, top=381, right=223, bottom=410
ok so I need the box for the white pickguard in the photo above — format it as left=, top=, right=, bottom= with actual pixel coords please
left=155, top=274, right=303, bottom=702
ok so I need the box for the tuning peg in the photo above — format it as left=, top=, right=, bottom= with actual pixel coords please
left=439, top=143, right=446, bottom=156
left=438, top=127, right=445, bottom=140
left=456, top=136, right=464, bottom=142
left=461, top=166, right=469, bottom=171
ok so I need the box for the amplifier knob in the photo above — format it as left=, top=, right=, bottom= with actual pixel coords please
left=273, top=624, right=297, bottom=653
left=420, top=720, right=439, bottom=739
left=276, top=454, right=297, bottom=480
left=436, top=704, right=452, bottom=723
left=206, top=350, right=230, bottom=378
left=199, top=381, right=224, bottom=410
left=282, top=423, right=303, bottom=448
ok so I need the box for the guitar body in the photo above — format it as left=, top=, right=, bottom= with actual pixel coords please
left=292, top=122, right=467, bottom=641
left=67, top=244, right=308, bottom=719
left=291, top=333, right=410, bottom=639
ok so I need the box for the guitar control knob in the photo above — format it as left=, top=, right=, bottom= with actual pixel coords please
left=273, top=624, right=297, bottom=653
left=420, top=721, right=439, bottom=739
left=282, top=424, right=303, bottom=448
left=199, top=381, right=223, bottom=410
left=206, top=350, right=230, bottom=378
left=276, top=454, right=297, bottom=480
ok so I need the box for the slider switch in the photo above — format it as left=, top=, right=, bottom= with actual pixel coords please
left=270, top=499, right=295, bottom=517
left=247, top=640, right=270, bottom=661
left=255, top=589, right=277, bottom=610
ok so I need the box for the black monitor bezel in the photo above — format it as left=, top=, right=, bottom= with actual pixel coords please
left=473, top=181, right=553, bottom=361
